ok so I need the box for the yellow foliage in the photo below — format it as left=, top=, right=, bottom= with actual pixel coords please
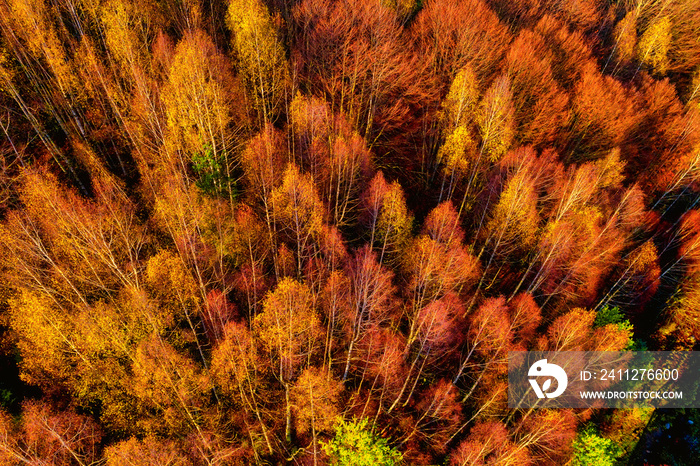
left=603, top=406, right=653, bottom=457
left=211, top=322, right=258, bottom=397
left=271, top=164, right=325, bottom=239
left=488, top=171, right=539, bottom=248
left=145, top=250, right=200, bottom=315
left=687, top=65, right=700, bottom=106
left=442, top=65, right=479, bottom=130
left=637, top=16, right=672, bottom=75
left=477, top=75, right=515, bottom=162
left=658, top=282, right=700, bottom=349
left=438, top=125, right=477, bottom=179
left=382, top=0, right=418, bottom=19
left=6, top=0, right=76, bottom=95
left=376, top=180, right=413, bottom=254
left=100, top=0, right=157, bottom=72
left=105, top=437, right=193, bottom=466
left=0, top=47, right=13, bottom=86
left=630, top=240, right=658, bottom=273
left=132, top=336, right=211, bottom=435
left=226, top=0, right=288, bottom=123
left=254, top=278, right=320, bottom=377
left=592, top=323, right=633, bottom=351
left=16, top=169, right=145, bottom=297
left=9, top=290, right=72, bottom=386
left=594, top=148, right=626, bottom=190
left=161, top=30, right=233, bottom=159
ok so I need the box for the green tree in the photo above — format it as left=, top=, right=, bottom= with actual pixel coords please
left=571, top=424, right=621, bottom=466
left=321, top=418, right=402, bottom=466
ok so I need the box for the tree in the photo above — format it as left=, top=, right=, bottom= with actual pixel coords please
left=239, top=124, right=286, bottom=206
left=291, top=367, right=344, bottom=463
left=637, top=16, right=672, bottom=76
left=513, top=409, right=577, bottom=465
left=476, top=75, right=515, bottom=161
left=271, top=163, right=326, bottom=275
left=161, top=30, right=240, bottom=199
left=570, top=63, right=640, bottom=160
left=361, top=172, right=413, bottom=263
left=0, top=400, right=102, bottom=466
left=131, top=335, right=211, bottom=435
left=289, top=94, right=372, bottom=226
left=612, top=11, right=638, bottom=68
left=321, top=417, right=402, bottom=466
left=403, top=379, right=462, bottom=455
left=254, top=278, right=321, bottom=442
left=291, top=0, right=426, bottom=140
left=504, top=29, right=570, bottom=147
left=570, top=424, right=621, bottom=466
left=412, top=0, right=509, bottom=84
left=454, top=297, right=512, bottom=398
left=211, top=321, right=275, bottom=455
left=656, top=210, right=700, bottom=349
left=543, top=307, right=632, bottom=352
left=403, top=235, right=479, bottom=312
left=449, top=421, right=528, bottom=465
left=480, top=153, right=540, bottom=260
left=436, top=69, right=481, bottom=201
left=227, top=0, right=288, bottom=124
left=440, top=66, right=479, bottom=131
left=104, top=437, right=193, bottom=466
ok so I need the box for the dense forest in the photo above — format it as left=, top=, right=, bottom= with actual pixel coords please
left=0, top=0, right=699, bottom=464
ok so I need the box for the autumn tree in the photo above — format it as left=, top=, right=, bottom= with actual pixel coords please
left=449, top=420, right=529, bottom=465
left=211, top=321, right=275, bottom=456
left=0, top=400, right=102, bottom=466
left=254, top=278, right=321, bottom=442
left=340, top=246, right=397, bottom=382
left=436, top=66, right=482, bottom=201
left=412, top=0, right=510, bottom=84
left=454, top=297, right=512, bottom=401
left=504, top=29, right=570, bottom=147
left=291, top=367, right=344, bottom=462
left=476, top=75, right=515, bottom=162
left=227, top=0, right=288, bottom=124
left=161, top=29, right=241, bottom=200
left=291, top=0, right=427, bottom=140
left=569, top=63, right=640, bottom=161
left=656, top=209, right=700, bottom=348
left=637, top=16, right=672, bottom=76
left=361, top=172, right=413, bottom=263
left=404, top=202, right=479, bottom=312
left=104, top=437, right=192, bottom=466
left=289, top=94, right=372, bottom=227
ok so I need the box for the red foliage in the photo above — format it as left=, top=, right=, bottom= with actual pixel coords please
left=414, top=292, right=466, bottom=361
left=422, top=200, right=465, bottom=246
left=0, top=400, right=102, bottom=465
left=450, top=420, right=529, bottom=465
left=509, top=292, right=542, bottom=348
left=203, top=289, right=237, bottom=343
left=412, top=0, right=510, bottom=85
left=291, top=0, right=431, bottom=140
left=570, top=62, right=641, bottom=160
left=504, top=28, right=570, bottom=147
